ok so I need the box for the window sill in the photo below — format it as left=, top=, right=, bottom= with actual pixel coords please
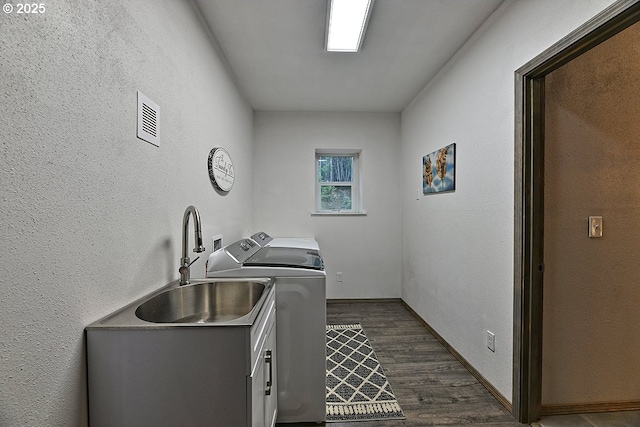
left=311, top=211, right=367, bottom=217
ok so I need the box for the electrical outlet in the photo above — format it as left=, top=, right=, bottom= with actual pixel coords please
left=336, top=272, right=343, bottom=282
left=487, top=331, right=495, bottom=352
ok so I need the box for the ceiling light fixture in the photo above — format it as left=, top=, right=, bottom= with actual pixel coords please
left=325, top=0, right=374, bottom=52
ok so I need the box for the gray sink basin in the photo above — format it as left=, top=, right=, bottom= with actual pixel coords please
left=87, top=278, right=274, bottom=328
left=135, top=281, right=265, bottom=323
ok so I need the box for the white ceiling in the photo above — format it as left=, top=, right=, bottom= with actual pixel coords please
left=194, top=0, right=503, bottom=112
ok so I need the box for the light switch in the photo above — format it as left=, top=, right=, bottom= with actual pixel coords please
left=588, top=216, right=603, bottom=238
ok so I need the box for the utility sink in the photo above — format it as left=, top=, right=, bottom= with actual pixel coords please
left=86, top=277, right=277, bottom=426
left=87, top=277, right=274, bottom=328
left=135, top=280, right=265, bottom=323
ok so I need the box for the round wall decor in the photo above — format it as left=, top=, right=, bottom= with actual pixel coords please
left=207, top=147, right=235, bottom=192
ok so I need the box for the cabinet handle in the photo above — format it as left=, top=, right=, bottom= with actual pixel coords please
left=265, top=349, right=273, bottom=396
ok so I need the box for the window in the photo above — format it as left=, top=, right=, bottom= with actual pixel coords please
left=315, top=150, right=362, bottom=213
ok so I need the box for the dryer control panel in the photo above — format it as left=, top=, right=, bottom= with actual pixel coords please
left=250, top=231, right=273, bottom=246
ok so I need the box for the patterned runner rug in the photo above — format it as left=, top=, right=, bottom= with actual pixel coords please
left=326, top=324, right=405, bottom=422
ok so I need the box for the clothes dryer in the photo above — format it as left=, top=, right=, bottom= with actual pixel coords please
left=206, top=238, right=326, bottom=424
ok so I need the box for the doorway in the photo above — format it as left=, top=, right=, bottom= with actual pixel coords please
left=513, top=0, right=640, bottom=423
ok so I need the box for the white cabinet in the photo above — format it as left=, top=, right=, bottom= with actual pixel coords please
left=249, top=285, right=277, bottom=427
left=250, top=305, right=277, bottom=426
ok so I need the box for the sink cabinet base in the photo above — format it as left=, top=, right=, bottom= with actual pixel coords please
left=87, top=328, right=247, bottom=427
left=86, top=283, right=278, bottom=427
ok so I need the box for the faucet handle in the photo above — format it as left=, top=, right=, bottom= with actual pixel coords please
left=178, top=256, right=200, bottom=285
left=179, top=256, right=200, bottom=273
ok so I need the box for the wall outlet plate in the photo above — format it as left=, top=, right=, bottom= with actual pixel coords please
left=212, top=234, right=223, bottom=252
left=487, top=331, right=495, bottom=352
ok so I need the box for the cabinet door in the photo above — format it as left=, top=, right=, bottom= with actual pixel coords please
left=264, top=319, right=277, bottom=427
left=250, top=288, right=277, bottom=427
left=251, top=334, right=277, bottom=426
left=250, top=348, right=265, bottom=427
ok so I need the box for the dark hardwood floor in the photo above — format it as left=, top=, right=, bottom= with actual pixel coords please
left=279, top=300, right=525, bottom=427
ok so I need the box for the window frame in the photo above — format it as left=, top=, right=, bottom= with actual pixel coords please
left=315, top=149, right=362, bottom=214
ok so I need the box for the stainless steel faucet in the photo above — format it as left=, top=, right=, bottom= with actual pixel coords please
left=179, top=205, right=206, bottom=285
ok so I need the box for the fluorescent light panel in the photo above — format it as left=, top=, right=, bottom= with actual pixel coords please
left=326, top=0, right=374, bottom=52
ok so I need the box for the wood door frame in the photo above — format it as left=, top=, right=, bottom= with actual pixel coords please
left=512, top=0, right=640, bottom=423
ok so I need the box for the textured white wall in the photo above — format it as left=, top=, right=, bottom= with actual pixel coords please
left=0, top=1, right=253, bottom=425
left=400, top=0, right=617, bottom=402
left=543, top=21, right=640, bottom=405
left=253, top=112, right=401, bottom=299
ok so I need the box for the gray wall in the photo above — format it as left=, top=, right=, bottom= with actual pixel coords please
left=543, top=20, right=640, bottom=405
left=400, top=0, right=617, bottom=401
left=253, top=112, right=402, bottom=299
left=0, top=0, right=629, bottom=424
left=0, top=1, right=254, bottom=425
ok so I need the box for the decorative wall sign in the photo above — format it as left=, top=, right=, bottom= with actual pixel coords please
left=423, top=143, right=455, bottom=194
left=208, top=147, right=234, bottom=192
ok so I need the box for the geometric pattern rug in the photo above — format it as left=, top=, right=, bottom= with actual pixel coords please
left=326, top=324, right=406, bottom=422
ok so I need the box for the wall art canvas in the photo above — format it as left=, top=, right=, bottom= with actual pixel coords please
left=423, top=143, right=456, bottom=194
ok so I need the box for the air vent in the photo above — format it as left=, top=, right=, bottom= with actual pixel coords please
left=137, top=91, right=160, bottom=147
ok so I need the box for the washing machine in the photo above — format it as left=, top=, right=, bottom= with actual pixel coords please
left=206, top=238, right=326, bottom=424
left=250, top=231, right=320, bottom=251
